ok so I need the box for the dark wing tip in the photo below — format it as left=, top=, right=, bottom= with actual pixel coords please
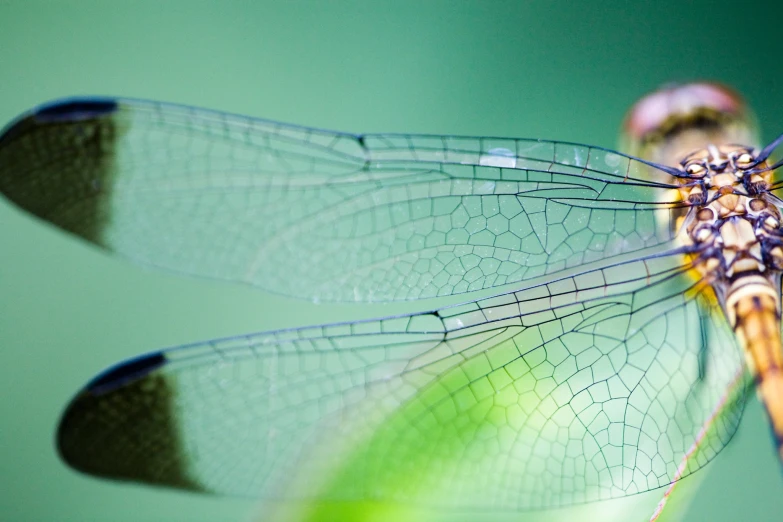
left=0, top=97, right=123, bottom=244
left=0, top=97, right=119, bottom=146
left=86, top=351, right=167, bottom=395
left=33, top=97, right=119, bottom=122
left=57, top=351, right=204, bottom=492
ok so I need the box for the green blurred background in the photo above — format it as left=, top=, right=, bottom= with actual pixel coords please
left=2, top=1, right=783, bottom=521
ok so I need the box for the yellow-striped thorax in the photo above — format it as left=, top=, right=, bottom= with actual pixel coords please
left=675, top=144, right=782, bottom=327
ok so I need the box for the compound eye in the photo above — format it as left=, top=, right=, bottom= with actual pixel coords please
left=685, top=162, right=707, bottom=177
left=735, top=152, right=755, bottom=168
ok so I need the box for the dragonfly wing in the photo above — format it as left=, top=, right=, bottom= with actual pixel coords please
left=57, top=251, right=745, bottom=508
left=1, top=97, right=683, bottom=303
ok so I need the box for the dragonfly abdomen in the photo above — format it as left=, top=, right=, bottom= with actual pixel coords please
left=729, top=283, right=783, bottom=460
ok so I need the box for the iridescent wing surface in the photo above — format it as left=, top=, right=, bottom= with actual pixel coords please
left=0, top=98, right=684, bottom=303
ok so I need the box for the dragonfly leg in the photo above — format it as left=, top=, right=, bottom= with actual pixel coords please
left=648, top=368, right=748, bottom=521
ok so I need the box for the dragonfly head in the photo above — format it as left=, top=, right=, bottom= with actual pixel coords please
left=621, top=82, right=759, bottom=171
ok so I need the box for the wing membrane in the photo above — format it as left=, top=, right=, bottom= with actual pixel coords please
left=0, top=98, right=685, bottom=302
left=57, top=250, right=745, bottom=509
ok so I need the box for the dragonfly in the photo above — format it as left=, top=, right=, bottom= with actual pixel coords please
left=1, top=82, right=781, bottom=519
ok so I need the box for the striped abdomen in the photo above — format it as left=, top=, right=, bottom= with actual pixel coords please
left=728, top=277, right=783, bottom=460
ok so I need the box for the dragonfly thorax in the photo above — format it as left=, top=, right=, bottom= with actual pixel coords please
left=680, top=146, right=782, bottom=269
left=675, top=145, right=783, bottom=327
left=676, top=144, right=770, bottom=206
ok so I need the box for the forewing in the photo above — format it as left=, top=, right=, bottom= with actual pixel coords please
left=57, top=251, right=745, bottom=509
left=0, top=98, right=683, bottom=302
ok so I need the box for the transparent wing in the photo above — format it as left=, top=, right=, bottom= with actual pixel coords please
left=57, top=251, right=746, bottom=509
left=0, top=98, right=684, bottom=302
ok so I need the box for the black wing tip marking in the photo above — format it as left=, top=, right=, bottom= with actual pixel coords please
left=86, top=351, right=167, bottom=395
left=57, top=351, right=205, bottom=491
left=0, top=97, right=119, bottom=148
left=33, top=97, right=119, bottom=122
